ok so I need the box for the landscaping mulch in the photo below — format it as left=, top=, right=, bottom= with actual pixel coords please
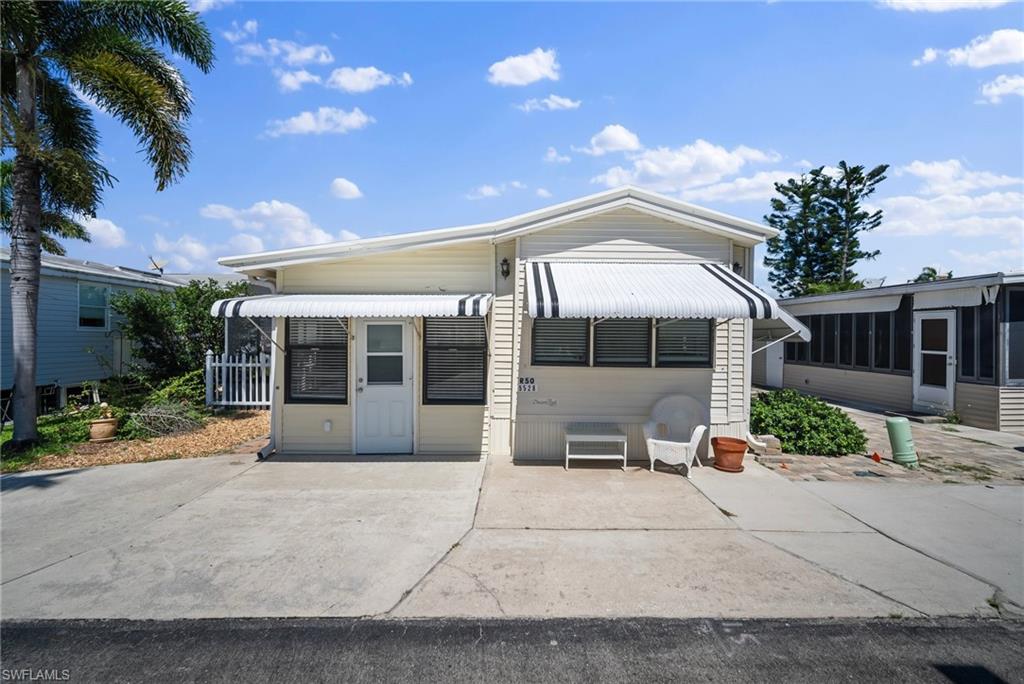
left=26, top=411, right=269, bottom=472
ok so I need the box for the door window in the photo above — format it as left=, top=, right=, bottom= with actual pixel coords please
left=365, top=324, right=403, bottom=385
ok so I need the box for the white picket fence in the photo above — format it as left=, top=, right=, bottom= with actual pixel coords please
left=205, top=350, right=272, bottom=408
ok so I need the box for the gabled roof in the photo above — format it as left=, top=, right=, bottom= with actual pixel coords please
left=218, top=186, right=777, bottom=273
left=0, top=248, right=176, bottom=288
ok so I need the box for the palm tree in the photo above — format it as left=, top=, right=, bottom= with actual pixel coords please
left=914, top=266, right=953, bottom=283
left=1, top=159, right=91, bottom=255
left=2, top=1, right=214, bottom=447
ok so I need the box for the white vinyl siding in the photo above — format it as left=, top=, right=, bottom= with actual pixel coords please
left=955, top=382, right=999, bottom=431
left=783, top=364, right=913, bottom=411
left=518, top=207, right=732, bottom=262
left=999, top=387, right=1024, bottom=434
left=279, top=243, right=492, bottom=294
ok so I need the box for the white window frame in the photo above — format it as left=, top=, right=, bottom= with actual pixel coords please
left=77, top=281, right=110, bottom=331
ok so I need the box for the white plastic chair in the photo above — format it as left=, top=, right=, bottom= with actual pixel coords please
left=643, top=395, right=709, bottom=477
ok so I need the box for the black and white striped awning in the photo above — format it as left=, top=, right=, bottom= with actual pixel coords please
left=210, top=293, right=492, bottom=318
left=526, top=261, right=809, bottom=340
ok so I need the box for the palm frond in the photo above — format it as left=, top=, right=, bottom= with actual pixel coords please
left=66, top=50, right=188, bottom=190
left=72, top=0, right=215, bottom=73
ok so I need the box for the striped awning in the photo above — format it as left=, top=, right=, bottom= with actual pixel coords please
left=527, top=261, right=810, bottom=340
left=210, top=293, right=492, bottom=318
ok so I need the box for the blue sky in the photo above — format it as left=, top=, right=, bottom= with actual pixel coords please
left=70, top=0, right=1024, bottom=290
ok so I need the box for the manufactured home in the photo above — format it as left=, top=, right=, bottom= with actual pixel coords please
left=1, top=248, right=177, bottom=414
left=753, top=273, right=1024, bottom=434
left=212, top=187, right=809, bottom=461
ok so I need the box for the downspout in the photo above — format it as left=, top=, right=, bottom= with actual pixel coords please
left=252, top=274, right=278, bottom=461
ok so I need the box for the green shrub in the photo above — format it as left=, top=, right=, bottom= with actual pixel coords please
left=750, top=389, right=867, bottom=456
left=149, top=370, right=206, bottom=408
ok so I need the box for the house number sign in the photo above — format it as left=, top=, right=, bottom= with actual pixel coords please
left=518, top=377, right=537, bottom=392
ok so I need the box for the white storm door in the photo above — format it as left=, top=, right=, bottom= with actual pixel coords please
left=355, top=319, right=414, bottom=454
left=913, top=310, right=956, bottom=413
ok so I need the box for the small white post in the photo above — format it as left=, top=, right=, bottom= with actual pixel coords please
left=205, top=350, right=214, bottom=407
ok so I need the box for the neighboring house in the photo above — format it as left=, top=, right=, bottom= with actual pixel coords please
left=211, top=186, right=808, bottom=460
left=0, top=249, right=177, bottom=413
left=752, top=273, right=1024, bottom=434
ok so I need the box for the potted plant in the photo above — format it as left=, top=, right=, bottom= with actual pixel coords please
left=89, top=403, right=119, bottom=443
left=710, top=436, right=747, bottom=473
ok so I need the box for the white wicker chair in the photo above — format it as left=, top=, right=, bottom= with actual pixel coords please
left=644, top=395, right=709, bottom=477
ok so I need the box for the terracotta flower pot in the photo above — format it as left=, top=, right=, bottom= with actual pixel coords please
left=711, top=436, right=747, bottom=473
left=89, top=417, right=119, bottom=443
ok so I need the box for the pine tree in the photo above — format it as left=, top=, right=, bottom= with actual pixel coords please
left=763, top=162, right=889, bottom=297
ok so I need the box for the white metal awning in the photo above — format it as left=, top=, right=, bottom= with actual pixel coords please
left=210, top=293, right=492, bottom=318
left=526, top=261, right=810, bottom=341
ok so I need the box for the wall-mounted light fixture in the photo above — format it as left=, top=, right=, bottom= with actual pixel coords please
left=500, top=257, right=511, bottom=279
left=732, top=262, right=743, bottom=275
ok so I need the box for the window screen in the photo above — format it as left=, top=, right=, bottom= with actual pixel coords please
left=796, top=316, right=810, bottom=362
left=959, top=307, right=976, bottom=379
left=1009, top=288, right=1024, bottom=381
left=893, top=296, right=912, bottom=372
left=79, top=284, right=108, bottom=328
left=423, top=318, right=486, bottom=404
left=810, top=315, right=823, bottom=363
left=656, top=319, right=711, bottom=367
left=838, top=314, right=853, bottom=366
left=978, top=303, right=995, bottom=380
left=594, top=318, right=651, bottom=367
left=873, top=311, right=891, bottom=370
left=287, top=318, right=348, bottom=403
left=822, top=315, right=837, bottom=364
left=854, top=313, right=870, bottom=367
left=532, top=319, right=588, bottom=366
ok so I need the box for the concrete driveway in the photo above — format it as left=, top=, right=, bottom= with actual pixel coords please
left=1, top=454, right=485, bottom=619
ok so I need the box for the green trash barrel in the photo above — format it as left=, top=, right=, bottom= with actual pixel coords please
left=885, top=417, right=918, bottom=468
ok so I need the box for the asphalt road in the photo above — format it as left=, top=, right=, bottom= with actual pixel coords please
left=2, top=618, right=1022, bottom=683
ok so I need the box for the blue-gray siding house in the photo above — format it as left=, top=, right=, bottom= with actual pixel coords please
left=1, top=248, right=177, bottom=412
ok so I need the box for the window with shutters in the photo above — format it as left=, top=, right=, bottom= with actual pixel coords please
left=423, top=318, right=487, bottom=404
left=594, top=318, right=651, bottom=367
left=531, top=319, right=589, bottom=366
left=286, top=318, right=348, bottom=404
left=656, top=319, right=712, bottom=367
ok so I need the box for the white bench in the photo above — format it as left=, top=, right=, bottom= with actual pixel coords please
left=564, top=426, right=628, bottom=470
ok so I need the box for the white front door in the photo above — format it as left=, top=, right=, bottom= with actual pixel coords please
left=913, top=310, right=956, bottom=414
left=355, top=319, right=414, bottom=454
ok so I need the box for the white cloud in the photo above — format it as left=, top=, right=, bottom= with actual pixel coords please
left=189, top=0, right=233, bottom=12
left=898, top=159, right=1022, bottom=195
left=592, top=138, right=780, bottom=192
left=227, top=233, right=265, bottom=254
left=83, top=217, right=127, bottom=248
left=330, top=177, right=363, bottom=199
left=544, top=146, right=571, bottom=164
left=517, top=94, right=581, bottom=112
left=200, top=199, right=359, bottom=248
left=326, top=66, right=413, bottom=93
left=979, top=73, right=1024, bottom=103
left=879, top=0, right=1010, bottom=11
left=265, top=107, right=374, bottom=137
left=154, top=233, right=211, bottom=271
left=536, top=188, right=552, bottom=198
left=275, top=69, right=321, bottom=92
left=487, top=48, right=560, bottom=86
left=465, top=181, right=526, bottom=200
left=576, top=124, right=642, bottom=156
left=235, top=38, right=334, bottom=67
left=680, top=170, right=797, bottom=203
left=948, top=248, right=1023, bottom=271
left=912, top=48, right=939, bottom=67
left=223, top=19, right=257, bottom=43
left=914, top=28, right=1024, bottom=68
left=875, top=190, right=1024, bottom=242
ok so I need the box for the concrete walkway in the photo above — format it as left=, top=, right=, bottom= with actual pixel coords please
left=1, top=454, right=485, bottom=619
left=393, top=459, right=905, bottom=618
left=690, top=463, right=1011, bottom=618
